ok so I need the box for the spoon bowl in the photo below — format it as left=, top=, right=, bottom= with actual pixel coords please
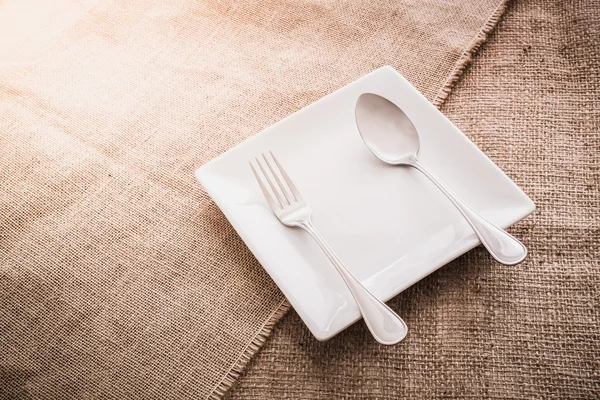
left=355, top=93, right=420, bottom=165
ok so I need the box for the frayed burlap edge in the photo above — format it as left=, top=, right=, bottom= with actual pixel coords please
left=433, top=0, right=511, bottom=108
left=207, top=299, right=292, bottom=400
left=207, top=2, right=510, bottom=398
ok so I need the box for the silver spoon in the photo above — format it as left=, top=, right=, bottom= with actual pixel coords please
left=355, top=93, right=527, bottom=265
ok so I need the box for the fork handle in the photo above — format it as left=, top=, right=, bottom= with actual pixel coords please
left=299, top=220, right=408, bottom=345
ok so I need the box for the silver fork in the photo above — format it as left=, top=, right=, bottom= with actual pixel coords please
left=250, top=151, right=408, bottom=345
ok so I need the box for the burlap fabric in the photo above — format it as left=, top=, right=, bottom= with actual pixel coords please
left=0, top=0, right=514, bottom=398
left=226, top=0, right=600, bottom=398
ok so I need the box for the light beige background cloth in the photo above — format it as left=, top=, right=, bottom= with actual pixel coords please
left=2, top=0, right=597, bottom=399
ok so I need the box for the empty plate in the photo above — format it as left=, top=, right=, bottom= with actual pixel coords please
left=195, top=66, right=535, bottom=341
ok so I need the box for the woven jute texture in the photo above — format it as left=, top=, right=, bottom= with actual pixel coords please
left=0, top=0, right=510, bottom=399
left=225, top=0, right=600, bottom=399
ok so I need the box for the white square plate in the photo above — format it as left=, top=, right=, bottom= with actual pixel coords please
left=196, top=66, right=535, bottom=341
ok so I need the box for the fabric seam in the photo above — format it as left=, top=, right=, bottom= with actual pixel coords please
left=433, top=0, right=511, bottom=108
left=206, top=299, right=291, bottom=400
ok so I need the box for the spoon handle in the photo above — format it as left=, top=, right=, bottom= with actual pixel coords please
left=299, top=220, right=408, bottom=345
left=411, top=159, right=527, bottom=265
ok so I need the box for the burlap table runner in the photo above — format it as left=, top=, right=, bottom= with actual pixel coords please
left=226, top=0, right=600, bottom=398
left=0, top=0, right=545, bottom=398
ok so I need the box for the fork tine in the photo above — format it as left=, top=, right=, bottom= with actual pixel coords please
left=255, top=157, right=286, bottom=208
left=262, top=153, right=292, bottom=205
left=269, top=151, right=299, bottom=202
left=249, top=161, right=281, bottom=211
